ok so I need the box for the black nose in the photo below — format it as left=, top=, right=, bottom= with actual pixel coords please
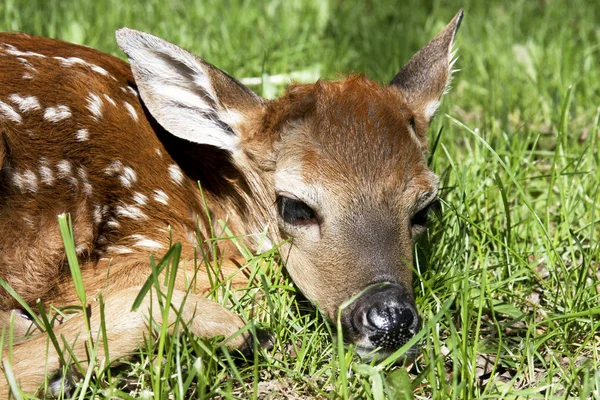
left=349, top=284, right=419, bottom=350
left=365, top=302, right=415, bottom=332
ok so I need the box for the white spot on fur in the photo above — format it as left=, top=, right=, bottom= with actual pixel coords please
left=119, top=166, right=137, bottom=188
left=53, top=56, right=86, bottom=66
left=75, top=129, right=89, bottom=141
left=106, top=245, right=133, bottom=254
left=90, top=64, right=110, bottom=77
left=0, top=100, right=22, bottom=123
left=86, top=93, right=103, bottom=120
left=93, top=204, right=103, bottom=225
left=13, top=169, right=38, bottom=192
left=127, top=86, right=138, bottom=96
left=130, top=235, right=165, bottom=250
left=106, top=218, right=120, bottom=229
left=78, top=167, right=93, bottom=196
left=132, top=192, right=148, bottom=205
left=54, top=56, right=114, bottom=79
left=44, top=105, right=72, bottom=122
left=123, top=101, right=138, bottom=121
left=152, top=190, right=169, bottom=205
left=8, top=94, right=40, bottom=113
left=16, top=57, right=37, bottom=78
left=103, top=94, right=116, bottom=107
left=22, top=215, right=35, bottom=228
left=104, top=160, right=137, bottom=187
left=115, top=204, right=147, bottom=220
left=104, top=160, right=124, bottom=176
left=168, top=164, right=184, bottom=186
left=75, top=243, right=88, bottom=255
left=3, top=44, right=45, bottom=58
left=155, top=149, right=163, bottom=157
left=56, top=160, right=78, bottom=188
left=39, top=158, right=55, bottom=185
left=57, top=160, right=73, bottom=177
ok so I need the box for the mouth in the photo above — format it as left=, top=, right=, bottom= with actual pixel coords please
left=354, top=340, right=421, bottom=363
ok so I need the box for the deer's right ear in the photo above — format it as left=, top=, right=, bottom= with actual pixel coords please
left=116, top=28, right=264, bottom=153
left=390, top=10, right=463, bottom=123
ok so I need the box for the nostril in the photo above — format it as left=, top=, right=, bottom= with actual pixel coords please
left=397, top=307, right=415, bottom=328
left=365, top=303, right=416, bottom=332
left=366, top=305, right=393, bottom=330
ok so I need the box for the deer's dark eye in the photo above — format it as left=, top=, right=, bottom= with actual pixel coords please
left=276, top=196, right=316, bottom=225
left=411, top=199, right=441, bottom=229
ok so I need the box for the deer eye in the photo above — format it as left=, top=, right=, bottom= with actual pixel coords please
left=276, top=196, right=316, bottom=225
left=411, top=199, right=440, bottom=231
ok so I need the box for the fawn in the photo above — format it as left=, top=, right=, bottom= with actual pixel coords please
left=0, top=10, right=462, bottom=396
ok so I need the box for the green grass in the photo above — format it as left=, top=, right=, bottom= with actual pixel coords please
left=1, top=0, right=600, bottom=398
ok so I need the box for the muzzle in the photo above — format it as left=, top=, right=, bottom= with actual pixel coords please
left=341, top=283, right=419, bottom=359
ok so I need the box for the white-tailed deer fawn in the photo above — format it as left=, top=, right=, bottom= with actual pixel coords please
left=0, top=10, right=462, bottom=397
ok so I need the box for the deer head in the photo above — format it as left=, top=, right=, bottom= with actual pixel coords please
left=116, top=9, right=462, bottom=358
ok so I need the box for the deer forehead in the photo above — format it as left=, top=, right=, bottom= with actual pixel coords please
left=270, top=81, right=432, bottom=207
left=270, top=77, right=425, bottom=173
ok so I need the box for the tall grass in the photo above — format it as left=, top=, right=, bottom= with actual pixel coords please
left=1, top=0, right=599, bottom=398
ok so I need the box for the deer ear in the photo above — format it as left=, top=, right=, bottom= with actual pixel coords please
left=390, top=10, right=463, bottom=122
left=116, top=28, right=264, bottom=153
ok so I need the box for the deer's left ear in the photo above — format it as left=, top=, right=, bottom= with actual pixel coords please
left=391, top=10, right=463, bottom=123
left=116, top=28, right=264, bottom=153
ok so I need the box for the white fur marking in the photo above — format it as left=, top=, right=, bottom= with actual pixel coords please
left=22, top=216, right=35, bottom=227
left=93, top=204, right=103, bottom=225
left=90, top=65, right=110, bottom=77
left=0, top=100, right=22, bottom=123
left=16, top=57, right=38, bottom=78
left=168, top=164, right=184, bottom=186
left=103, top=94, right=116, bottom=107
left=132, top=192, right=148, bottom=205
left=106, top=245, right=133, bottom=254
left=119, top=166, right=137, bottom=188
left=130, top=235, right=165, bottom=250
left=56, top=160, right=78, bottom=188
left=54, top=56, right=113, bottom=78
left=86, top=93, right=103, bottom=119
left=123, top=101, right=138, bottom=121
left=57, top=160, right=73, bottom=177
left=115, top=204, right=147, bottom=220
left=44, top=105, right=72, bottom=122
left=78, top=167, right=93, bottom=196
left=53, top=56, right=86, bottom=66
left=75, top=129, right=89, bottom=141
left=39, top=158, right=55, bottom=185
left=4, top=44, right=45, bottom=58
left=106, top=218, right=121, bottom=229
left=152, top=190, right=169, bottom=205
left=103, top=161, right=137, bottom=187
left=104, top=160, right=124, bottom=176
left=8, top=94, right=41, bottom=113
left=13, top=170, right=38, bottom=192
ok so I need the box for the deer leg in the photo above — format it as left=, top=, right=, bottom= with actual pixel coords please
left=1, top=286, right=257, bottom=397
